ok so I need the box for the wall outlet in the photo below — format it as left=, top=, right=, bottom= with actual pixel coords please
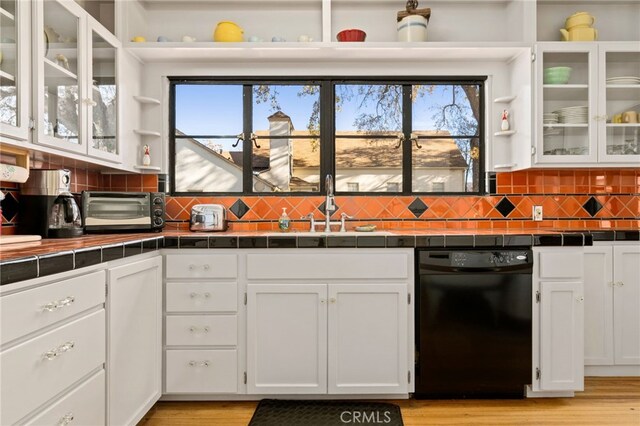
left=532, top=205, right=543, bottom=221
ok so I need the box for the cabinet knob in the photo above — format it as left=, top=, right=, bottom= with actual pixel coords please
left=577, top=296, right=584, bottom=302
left=329, top=298, right=336, bottom=304
left=58, top=412, right=75, bottom=426
left=320, top=299, right=326, bottom=304
left=203, top=326, right=210, bottom=333
left=189, top=361, right=196, bottom=367
left=188, top=264, right=195, bottom=270
left=203, top=264, right=210, bottom=270
left=617, top=281, right=624, bottom=287
left=190, top=292, right=197, bottom=298
left=204, top=292, right=211, bottom=298
left=202, top=360, right=210, bottom=367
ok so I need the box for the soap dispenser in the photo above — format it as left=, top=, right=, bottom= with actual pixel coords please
left=278, top=207, right=291, bottom=232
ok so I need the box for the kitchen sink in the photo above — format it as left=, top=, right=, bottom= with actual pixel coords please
left=264, top=231, right=393, bottom=237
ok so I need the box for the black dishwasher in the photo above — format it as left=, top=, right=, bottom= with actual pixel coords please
left=415, top=249, right=532, bottom=399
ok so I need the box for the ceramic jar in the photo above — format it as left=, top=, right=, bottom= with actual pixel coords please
left=397, top=15, right=428, bottom=42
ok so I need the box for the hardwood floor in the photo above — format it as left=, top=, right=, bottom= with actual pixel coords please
left=141, top=377, right=640, bottom=426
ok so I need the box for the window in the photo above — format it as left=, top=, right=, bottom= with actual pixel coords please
left=387, top=182, right=401, bottom=192
left=432, top=182, right=445, bottom=192
left=170, top=78, right=485, bottom=195
left=347, top=182, right=360, bottom=192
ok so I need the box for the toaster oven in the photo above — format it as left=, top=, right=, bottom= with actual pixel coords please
left=82, top=191, right=165, bottom=233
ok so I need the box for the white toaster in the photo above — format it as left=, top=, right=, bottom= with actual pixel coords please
left=189, top=204, right=228, bottom=232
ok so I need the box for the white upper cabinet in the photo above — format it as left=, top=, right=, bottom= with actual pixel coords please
left=0, top=0, right=30, bottom=141
left=33, top=0, right=121, bottom=163
left=535, top=42, right=640, bottom=166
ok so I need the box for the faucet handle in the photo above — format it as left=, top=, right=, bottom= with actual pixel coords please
left=302, top=213, right=316, bottom=232
left=340, top=213, right=353, bottom=232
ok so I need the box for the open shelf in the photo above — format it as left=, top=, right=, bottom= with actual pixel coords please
left=125, top=42, right=530, bottom=63
left=494, top=130, right=517, bottom=137
left=133, top=96, right=161, bottom=105
left=133, top=129, right=161, bottom=137
left=134, top=165, right=161, bottom=172
left=494, top=163, right=517, bottom=170
left=493, top=95, right=517, bottom=103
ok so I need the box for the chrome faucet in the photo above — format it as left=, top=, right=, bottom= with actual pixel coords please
left=324, top=174, right=336, bottom=232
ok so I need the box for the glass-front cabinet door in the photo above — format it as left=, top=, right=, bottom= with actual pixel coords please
left=535, top=43, right=598, bottom=164
left=598, top=44, right=640, bottom=163
left=87, top=17, right=120, bottom=162
left=35, top=0, right=85, bottom=153
left=0, top=0, right=29, bottom=141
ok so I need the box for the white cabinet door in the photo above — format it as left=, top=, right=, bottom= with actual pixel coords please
left=247, top=284, right=327, bottom=394
left=539, top=281, right=584, bottom=391
left=613, top=245, right=640, bottom=365
left=534, top=43, right=599, bottom=165
left=328, top=284, right=407, bottom=394
left=107, top=256, right=162, bottom=426
left=0, top=0, right=30, bottom=141
left=584, top=246, right=614, bottom=365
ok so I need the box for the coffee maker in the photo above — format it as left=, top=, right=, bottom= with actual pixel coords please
left=18, top=169, right=84, bottom=238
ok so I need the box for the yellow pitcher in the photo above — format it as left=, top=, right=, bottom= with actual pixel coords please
left=214, top=21, right=244, bottom=42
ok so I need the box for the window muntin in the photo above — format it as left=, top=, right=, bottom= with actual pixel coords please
left=170, top=78, right=485, bottom=195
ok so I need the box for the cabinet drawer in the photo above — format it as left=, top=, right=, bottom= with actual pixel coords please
left=247, top=252, right=409, bottom=280
left=165, top=349, right=237, bottom=393
left=166, top=254, right=237, bottom=279
left=166, top=282, right=237, bottom=312
left=1, top=270, right=105, bottom=345
left=166, top=315, right=237, bottom=346
left=24, top=369, right=105, bottom=426
left=0, top=310, right=105, bottom=426
left=538, top=251, right=584, bottom=279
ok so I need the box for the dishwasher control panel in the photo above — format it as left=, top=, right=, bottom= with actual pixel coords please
left=423, top=250, right=532, bottom=269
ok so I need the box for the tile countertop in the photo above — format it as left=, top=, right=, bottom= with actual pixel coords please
left=1, top=229, right=638, bottom=286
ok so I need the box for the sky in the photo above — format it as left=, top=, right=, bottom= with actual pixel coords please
left=174, top=83, right=476, bottom=150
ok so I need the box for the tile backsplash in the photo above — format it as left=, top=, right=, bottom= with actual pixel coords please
left=2, top=168, right=639, bottom=234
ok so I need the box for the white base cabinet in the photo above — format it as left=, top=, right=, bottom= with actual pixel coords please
left=585, top=243, right=640, bottom=373
left=0, top=268, right=106, bottom=425
left=245, top=249, right=413, bottom=396
left=107, top=256, right=162, bottom=426
left=533, top=247, right=585, bottom=393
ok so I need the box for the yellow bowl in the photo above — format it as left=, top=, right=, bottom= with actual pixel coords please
left=214, top=21, right=244, bottom=42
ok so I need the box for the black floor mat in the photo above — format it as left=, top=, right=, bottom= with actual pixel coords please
left=248, top=399, right=404, bottom=426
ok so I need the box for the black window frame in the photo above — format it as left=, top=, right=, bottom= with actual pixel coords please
left=169, top=76, right=486, bottom=196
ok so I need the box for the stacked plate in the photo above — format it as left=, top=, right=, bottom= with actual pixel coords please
left=606, top=76, right=640, bottom=85
left=543, top=112, right=559, bottom=124
left=554, top=105, right=588, bottom=124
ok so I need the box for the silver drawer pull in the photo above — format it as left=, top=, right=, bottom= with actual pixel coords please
left=43, top=341, right=75, bottom=360
left=57, top=413, right=74, bottom=426
left=189, top=326, right=210, bottom=333
left=190, top=292, right=211, bottom=299
left=189, top=360, right=211, bottom=367
left=42, top=296, right=75, bottom=312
